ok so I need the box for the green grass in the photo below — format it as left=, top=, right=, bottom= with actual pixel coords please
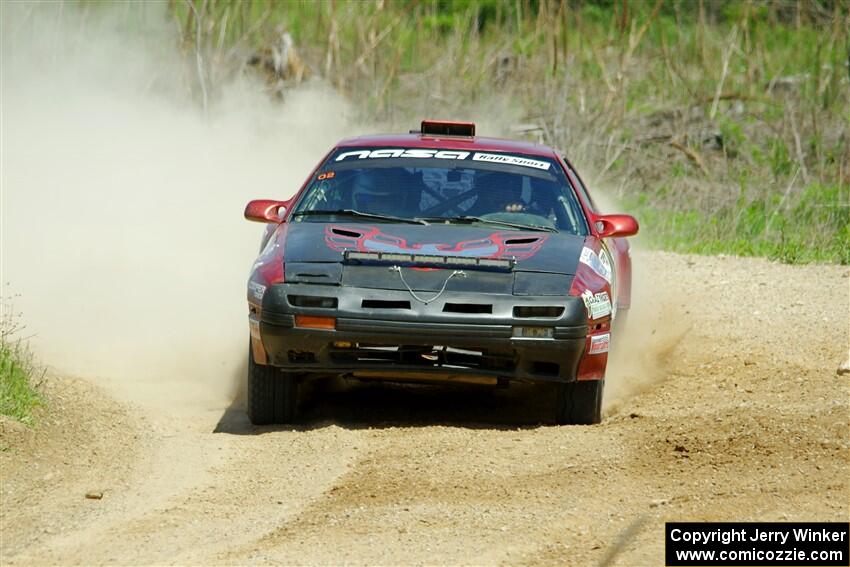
left=626, top=182, right=850, bottom=264
left=0, top=310, right=43, bottom=425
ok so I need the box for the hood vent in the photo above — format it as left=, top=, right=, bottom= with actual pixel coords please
left=505, top=237, right=540, bottom=245
left=332, top=227, right=363, bottom=238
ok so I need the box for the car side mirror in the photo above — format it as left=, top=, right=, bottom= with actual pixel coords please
left=593, top=214, right=639, bottom=238
left=244, top=199, right=290, bottom=223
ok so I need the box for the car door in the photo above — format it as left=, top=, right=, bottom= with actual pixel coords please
left=560, top=156, right=632, bottom=311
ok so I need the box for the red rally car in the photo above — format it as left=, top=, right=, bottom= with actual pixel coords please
left=244, top=120, right=638, bottom=425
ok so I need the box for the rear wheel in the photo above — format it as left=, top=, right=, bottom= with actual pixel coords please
left=554, top=379, right=604, bottom=425
left=247, top=346, right=298, bottom=425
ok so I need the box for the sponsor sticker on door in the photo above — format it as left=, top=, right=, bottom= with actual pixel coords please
left=589, top=333, right=610, bottom=354
left=581, top=290, right=612, bottom=320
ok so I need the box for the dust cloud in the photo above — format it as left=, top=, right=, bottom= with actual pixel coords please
left=603, top=266, right=691, bottom=413
left=1, top=3, right=354, bottom=412
left=592, top=192, right=692, bottom=412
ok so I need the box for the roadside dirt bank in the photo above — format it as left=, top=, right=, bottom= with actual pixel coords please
left=1, top=251, right=848, bottom=566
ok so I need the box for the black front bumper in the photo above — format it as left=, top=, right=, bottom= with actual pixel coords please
left=257, top=283, right=588, bottom=383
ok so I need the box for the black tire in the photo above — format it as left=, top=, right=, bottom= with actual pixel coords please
left=555, top=379, right=604, bottom=425
left=247, top=346, right=298, bottom=425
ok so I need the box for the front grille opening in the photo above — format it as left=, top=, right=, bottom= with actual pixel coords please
left=513, top=305, right=565, bottom=318
left=289, top=295, right=338, bottom=309
left=443, top=303, right=492, bottom=314
left=532, top=361, right=560, bottom=376
left=361, top=299, right=411, bottom=309
left=359, top=345, right=399, bottom=361
left=329, top=343, right=515, bottom=372
left=288, top=350, right=316, bottom=363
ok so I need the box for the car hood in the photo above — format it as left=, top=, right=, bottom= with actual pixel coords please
left=284, top=221, right=584, bottom=274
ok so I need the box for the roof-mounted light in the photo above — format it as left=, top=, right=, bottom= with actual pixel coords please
left=420, top=120, right=475, bottom=137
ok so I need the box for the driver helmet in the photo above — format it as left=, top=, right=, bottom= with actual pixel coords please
left=351, top=169, right=395, bottom=214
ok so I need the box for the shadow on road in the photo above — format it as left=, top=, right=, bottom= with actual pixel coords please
left=213, top=377, right=556, bottom=434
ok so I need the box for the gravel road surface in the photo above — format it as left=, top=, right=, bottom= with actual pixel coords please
left=2, top=251, right=848, bottom=566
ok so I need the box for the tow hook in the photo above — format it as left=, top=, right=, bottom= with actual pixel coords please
left=420, top=345, right=446, bottom=363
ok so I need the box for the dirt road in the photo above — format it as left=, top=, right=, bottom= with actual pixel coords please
left=2, top=251, right=848, bottom=566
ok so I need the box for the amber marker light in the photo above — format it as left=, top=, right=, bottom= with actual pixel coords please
left=294, top=315, right=337, bottom=330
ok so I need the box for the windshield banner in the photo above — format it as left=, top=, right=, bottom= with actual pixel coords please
left=335, top=148, right=551, bottom=171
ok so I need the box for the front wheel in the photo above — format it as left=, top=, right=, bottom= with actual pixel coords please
left=554, top=379, right=604, bottom=425
left=247, top=346, right=298, bottom=425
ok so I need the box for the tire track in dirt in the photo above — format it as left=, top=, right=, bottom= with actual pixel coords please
left=5, top=417, right=367, bottom=565
left=234, top=425, right=633, bottom=565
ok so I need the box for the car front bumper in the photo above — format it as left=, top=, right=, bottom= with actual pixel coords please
left=254, top=283, right=589, bottom=384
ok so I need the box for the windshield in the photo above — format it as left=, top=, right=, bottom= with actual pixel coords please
left=291, top=147, right=589, bottom=235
